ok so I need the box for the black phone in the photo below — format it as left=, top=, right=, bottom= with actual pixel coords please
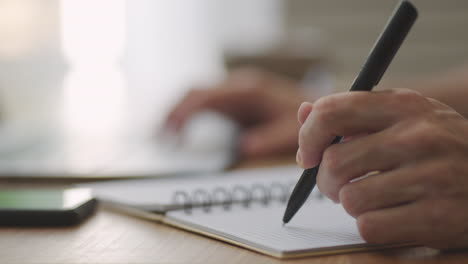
left=0, top=188, right=97, bottom=226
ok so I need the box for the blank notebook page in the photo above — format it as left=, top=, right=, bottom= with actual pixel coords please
left=165, top=198, right=373, bottom=258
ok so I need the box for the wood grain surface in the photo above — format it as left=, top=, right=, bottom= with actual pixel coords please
left=1, top=200, right=468, bottom=264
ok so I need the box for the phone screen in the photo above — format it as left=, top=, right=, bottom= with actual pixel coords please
left=0, top=188, right=93, bottom=210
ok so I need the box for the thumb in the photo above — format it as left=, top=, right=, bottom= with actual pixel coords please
left=240, top=118, right=299, bottom=159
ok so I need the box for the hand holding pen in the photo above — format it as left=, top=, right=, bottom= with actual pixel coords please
left=284, top=0, right=468, bottom=250
left=283, top=0, right=418, bottom=224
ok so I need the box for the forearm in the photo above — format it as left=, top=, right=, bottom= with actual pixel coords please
left=379, top=65, right=468, bottom=118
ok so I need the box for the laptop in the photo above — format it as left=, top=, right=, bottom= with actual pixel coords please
left=0, top=111, right=238, bottom=179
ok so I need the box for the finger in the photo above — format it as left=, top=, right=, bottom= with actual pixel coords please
left=426, top=97, right=453, bottom=110
left=298, top=102, right=313, bottom=125
left=357, top=201, right=424, bottom=245
left=337, top=166, right=426, bottom=217
left=165, top=89, right=206, bottom=131
left=298, top=89, right=431, bottom=168
left=240, top=117, right=299, bottom=158
left=357, top=198, right=468, bottom=248
left=166, top=88, right=266, bottom=131
left=316, top=126, right=417, bottom=201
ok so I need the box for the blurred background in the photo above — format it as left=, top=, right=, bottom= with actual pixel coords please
left=0, top=0, right=467, bottom=165
left=287, top=0, right=468, bottom=87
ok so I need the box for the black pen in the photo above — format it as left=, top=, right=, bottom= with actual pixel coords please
left=283, top=0, right=418, bottom=224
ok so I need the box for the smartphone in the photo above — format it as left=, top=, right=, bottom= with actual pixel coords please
left=0, top=188, right=97, bottom=226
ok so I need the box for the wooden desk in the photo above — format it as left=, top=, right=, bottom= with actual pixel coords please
left=1, top=208, right=467, bottom=264
left=1, top=161, right=468, bottom=264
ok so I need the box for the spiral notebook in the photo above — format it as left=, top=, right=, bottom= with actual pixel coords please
left=79, top=166, right=301, bottom=220
left=81, top=166, right=405, bottom=258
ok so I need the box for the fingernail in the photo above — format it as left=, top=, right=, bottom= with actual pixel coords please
left=296, top=149, right=303, bottom=168
left=299, top=102, right=309, bottom=111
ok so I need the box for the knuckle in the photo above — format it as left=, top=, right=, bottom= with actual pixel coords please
left=393, top=119, right=445, bottom=153
left=413, top=120, right=443, bottom=146
left=425, top=161, right=458, bottom=196
left=388, top=89, right=428, bottom=113
left=393, top=89, right=423, bottom=102
left=409, top=122, right=439, bottom=150
left=321, top=145, right=342, bottom=177
left=403, top=91, right=445, bottom=117
left=339, top=185, right=362, bottom=217
left=318, top=145, right=344, bottom=201
left=357, top=214, right=380, bottom=243
left=427, top=200, right=449, bottom=233
left=312, top=96, right=338, bottom=124
left=388, top=130, right=411, bottom=151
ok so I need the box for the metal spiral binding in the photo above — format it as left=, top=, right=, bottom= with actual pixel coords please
left=171, top=181, right=324, bottom=214
left=212, top=187, right=231, bottom=210
left=231, top=185, right=252, bottom=207
left=192, top=189, right=211, bottom=212
left=172, top=191, right=193, bottom=214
